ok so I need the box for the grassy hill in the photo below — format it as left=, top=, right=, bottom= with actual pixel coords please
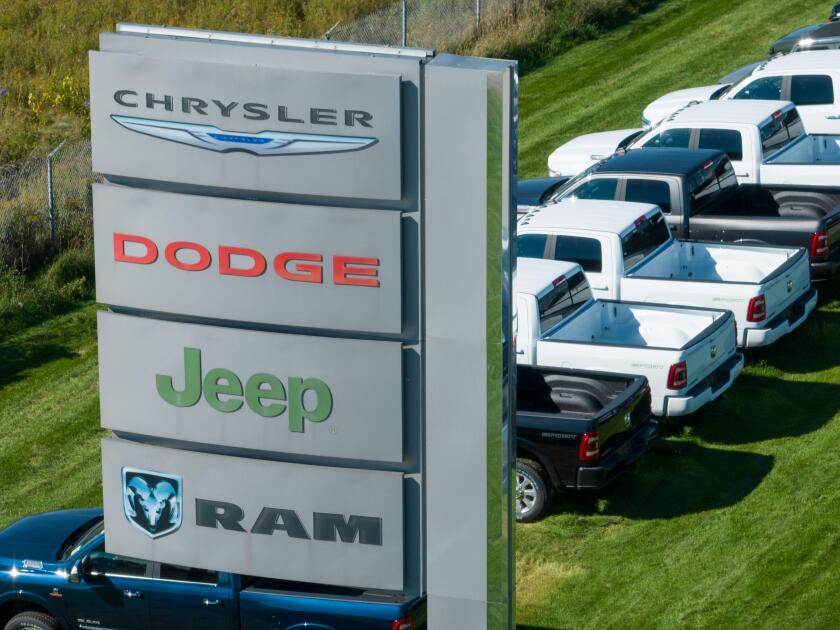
left=0, top=0, right=839, bottom=628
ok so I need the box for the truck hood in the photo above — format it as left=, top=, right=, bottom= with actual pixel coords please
left=643, top=85, right=724, bottom=128
left=547, top=129, right=641, bottom=177
left=0, top=508, right=102, bottom=564
left=718, top=61, right=762, bottom=86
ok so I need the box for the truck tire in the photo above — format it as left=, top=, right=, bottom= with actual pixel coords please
left=4, top=612, right=59, bottom=630
left=516, top=458, right=548, bottom=523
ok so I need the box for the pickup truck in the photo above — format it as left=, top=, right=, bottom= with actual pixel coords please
left=0, top=509, right=424, bottom=630
left=515, top=258, right=743, bottom=417
left=545, top=147, right=840, bottom=280
left=547, top=128, right=644, bottom=177
left=518, top=199, right=818, bottom=348
left=516, top=365, right=657, bottom=522
left=643, top=51, right=840, bottom=134
left=632, top=100, right=840, bottom=195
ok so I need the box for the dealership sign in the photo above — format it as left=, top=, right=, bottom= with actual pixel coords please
left=92, top=23, right=515, bottom=628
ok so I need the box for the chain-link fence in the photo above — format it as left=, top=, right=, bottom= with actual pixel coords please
left=0, top=141, right=100, bottom=271
left=327, top=0, right=545, bottom=50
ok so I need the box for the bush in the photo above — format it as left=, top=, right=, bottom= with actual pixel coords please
left=0, top=247, right=95, bottom=340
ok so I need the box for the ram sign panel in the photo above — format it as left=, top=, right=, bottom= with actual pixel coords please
left=102, top=438, right=405, bottom=590
left=89, top=51, right=403, bottom=200
left=93, top=184, right=403, bottom=334
left=98, top=311, right=404, bottom=463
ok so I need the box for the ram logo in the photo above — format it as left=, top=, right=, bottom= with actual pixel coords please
left=122, top=468, right=183, bottom=539
left=111, top=115, right=378, bottom=157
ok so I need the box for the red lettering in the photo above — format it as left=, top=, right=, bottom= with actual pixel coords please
left=114, top=233, right=158, bottom=265
left=165, top=241, right=212, bottom=271
left=333, top=256, right=380, bottom=287
left=219, top=246, right=267, bottom=277
left=274, top=253, right=323, bottom=284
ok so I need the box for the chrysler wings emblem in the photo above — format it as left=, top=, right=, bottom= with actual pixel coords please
left=111, top=115, right=378, bottom=156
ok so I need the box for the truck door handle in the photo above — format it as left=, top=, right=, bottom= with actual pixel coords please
left=123, top=589, right=143, bottom=599
left=203, top=598, right=224, bottom=607
left=736, top=173, right=749, bottom=178
left=826, top=115, right=840, bottom=120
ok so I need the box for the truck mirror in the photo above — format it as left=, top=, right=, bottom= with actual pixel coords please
left=67, top=561, right=82, bottom=584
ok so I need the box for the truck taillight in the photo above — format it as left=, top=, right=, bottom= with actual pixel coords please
left=667, top=361, right=688, bottom=390
left=578, top=431, right=600, bottom=462
left=392, top=616, right=414, bottom=630
left=747, top=295, right=766, bottom=322
left=810, top=230, right=829, bottom=258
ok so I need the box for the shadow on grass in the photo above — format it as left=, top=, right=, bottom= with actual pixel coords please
left=0, top=338, right=77, bottom=390
left=548, top=439, right=773, bottom=520
left=745, top=309, right=840, bottom=376
left=680, top=374, right=840, bottom=446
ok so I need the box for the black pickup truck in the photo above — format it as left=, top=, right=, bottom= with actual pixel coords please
left=515, top=365, right=657, bottom=522
left=542, top=148, right=840, bottom=280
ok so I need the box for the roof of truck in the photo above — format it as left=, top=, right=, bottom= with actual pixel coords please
left=515, top=258, right=582, bottom=297
left=666, top=99, right=794, bottom=125
left=804, top=21, right=840, bottom=40
left=519, top=198, right=661, bottom=234
left=596, top=148, right=725, bottom=176
left=760, top=49, right=840, bottom=72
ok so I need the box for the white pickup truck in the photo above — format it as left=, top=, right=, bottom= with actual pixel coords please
left=547, top=128, right=644, bottom=178
left=515, top=258, right=743, bottom=417
left=518, top=199, right=818, bottom=348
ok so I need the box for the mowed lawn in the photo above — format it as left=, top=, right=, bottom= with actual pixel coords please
left=517, top=0, right=840, bottom=626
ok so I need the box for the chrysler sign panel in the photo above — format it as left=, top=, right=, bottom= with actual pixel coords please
left=89, top=51, right=403, bottom=200
left=102, top=438, right=405, bottom=590
left=98, top=311, right=404, bottom=463
left=93, top=184, right=403, bottom=334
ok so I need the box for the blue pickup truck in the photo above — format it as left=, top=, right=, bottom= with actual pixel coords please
left=0, top=508, right=424, bottom=630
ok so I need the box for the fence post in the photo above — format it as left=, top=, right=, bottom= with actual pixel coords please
left=476, top=0, right=481, bottom=30
left=402, top=0, right=407, bottom=47
left=46, top=140, right=65, bottom=243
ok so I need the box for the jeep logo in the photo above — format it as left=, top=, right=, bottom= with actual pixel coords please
left=156, top=347, right=333, bottom=432
left=195, top=499, right=382, bottom=546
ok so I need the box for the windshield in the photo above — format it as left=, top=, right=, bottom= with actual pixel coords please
left=546, top=163, right=601, bottom=202
left=621, top=212, right=670, bottom=270
left=59, top=518, right=104, bottom=561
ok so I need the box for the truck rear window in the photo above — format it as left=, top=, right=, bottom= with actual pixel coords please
left=688, top=158, right=738, bottom=214
left=538, top=271, right=592, bottom=334
left=760, top=109, right=805, bottom=158
left=621, top=212, right=670, bottom=270
left=552, top=235, right=603, bottom=272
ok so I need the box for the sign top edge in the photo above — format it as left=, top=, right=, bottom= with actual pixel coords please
left=114, top=23, right=436, bottom=60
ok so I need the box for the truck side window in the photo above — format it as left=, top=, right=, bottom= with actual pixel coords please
left=733, top=75, right=783, bottom=100
left=571, top=178, right=618, bottom=201
left=698, top=129, right=743, bottom=161
left=643, top=128, right=691, bottom=149
left=86, top=548, right=150, bottom=578
left=552, top=235, right=603, bottom=272
left=160, top=563, right=218, bottom=584
left=625, top=179, right=672, bottom=214
left=791, top=75, right=834, bottom=106
left=518, top=234, right=548, bottom=259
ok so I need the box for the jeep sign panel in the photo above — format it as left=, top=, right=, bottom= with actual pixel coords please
left=98, top=311, right=404, bottom=462
left=89, top=51, right=403, bottom=200
left=93, top=184, right=403, bottom=334
left=102, top=438, right=405, bottom=590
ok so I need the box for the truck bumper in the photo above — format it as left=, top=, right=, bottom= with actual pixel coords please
left=810, top=257, right=839, bottom=282
left=742, top=288, right=818, bottom=348
left=576, top=420, right=660, bottom=489
left=661, top=353, right=744, bottom=417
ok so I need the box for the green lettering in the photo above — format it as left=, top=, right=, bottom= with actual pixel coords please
left=156, top=347, right=202, bottom=407
left=203, top=368, right=243, bottom=413
left=245, top=373, right=287, bottom=418
left=288, top=377, right=333, bottom=432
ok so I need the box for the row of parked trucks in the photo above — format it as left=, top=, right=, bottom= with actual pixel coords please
left=515, top=36, right=840, bottom=524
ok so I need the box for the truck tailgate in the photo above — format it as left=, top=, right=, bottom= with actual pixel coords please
left=760, top=249, right=811, bottom=323
left=598, top=387, right=652, bottom=457
left=682, top=313, right=738, bottom=392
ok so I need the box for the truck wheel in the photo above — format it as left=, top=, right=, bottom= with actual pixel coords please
left=4, top=612, right=59, bottom=630
left=516, top=458, right=548, bottom=523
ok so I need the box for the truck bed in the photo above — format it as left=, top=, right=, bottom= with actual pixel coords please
left=629, top=240, right=800, bottom=284
left=544, top=300, right=726, bottom=350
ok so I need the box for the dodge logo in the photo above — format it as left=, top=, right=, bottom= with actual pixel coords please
left=123, top=468, right=183, bottom=539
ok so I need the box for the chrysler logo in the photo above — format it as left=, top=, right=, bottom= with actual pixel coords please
left=111, top=115, right=378, bottom=156
left=123, top=468, right=182, bottom=539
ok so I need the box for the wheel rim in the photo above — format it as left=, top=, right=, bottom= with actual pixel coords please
left=516, top=470, right=538, bottom=517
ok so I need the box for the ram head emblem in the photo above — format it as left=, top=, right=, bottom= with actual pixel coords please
left=122, top=468, right=183, bottom=539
